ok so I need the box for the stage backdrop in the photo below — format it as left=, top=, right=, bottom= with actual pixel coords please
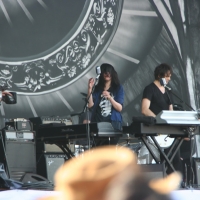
left=0, top=0, right=199, bottom=155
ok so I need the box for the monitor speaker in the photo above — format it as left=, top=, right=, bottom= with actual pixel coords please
left=139, top=164, right=165, bottom=180
left=20, top=173, right=49, bottom=183
left=37, top=153, right=67, bottom=183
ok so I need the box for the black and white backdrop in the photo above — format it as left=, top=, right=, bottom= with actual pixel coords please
left=0, top=0, right=200, bottom=154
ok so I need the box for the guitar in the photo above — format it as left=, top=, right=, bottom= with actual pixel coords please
left=154, top=135, right=174, bottom=149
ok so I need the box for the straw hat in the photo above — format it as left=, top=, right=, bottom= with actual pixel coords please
left=38, top=145, right=181, bottom=200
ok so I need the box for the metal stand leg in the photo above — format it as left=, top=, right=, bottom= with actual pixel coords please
left=151, top=136, right=176, bottom=172
left=150, top=136, right=184, bottom=173
left=141, top=136, right=160, bottom=163
left=56, top=143, right=75, bottom=160
left=167, top=138, right=183, bottom=171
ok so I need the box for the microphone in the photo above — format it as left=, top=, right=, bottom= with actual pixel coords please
left=96, top=66, right=101, bottom=79
left=165, top=85, right=171, bottom=91
left=160, top=78, right=171, bottom=90
left=96, top=66, right=101, bottom=75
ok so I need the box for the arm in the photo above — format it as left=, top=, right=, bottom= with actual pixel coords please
left=110, top=96, right=122, bottom=112
left=141, top=98, right=156, bottom=117
left=103, top=91, right=122, bottom=112
left=2, top=91, right=12, bottom=96
left=0, top=91, right=12, bottom=102
left=102, top=86, right=123, bottom=112
left=87, top=78, right=95, bottom=108
left=169, top=104, right=173, bottom=111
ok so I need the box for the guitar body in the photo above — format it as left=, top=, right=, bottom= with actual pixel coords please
left=154, top=135, right=174, bottom=149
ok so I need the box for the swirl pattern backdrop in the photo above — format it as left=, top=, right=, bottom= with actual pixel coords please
left=0, top=0, right=189, bottom=122
left=0, top=0, right=123, bottom=95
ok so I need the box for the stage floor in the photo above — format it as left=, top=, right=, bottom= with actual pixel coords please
left=0, top=189, right=199, bottom=200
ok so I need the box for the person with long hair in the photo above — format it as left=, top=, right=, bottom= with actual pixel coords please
left=87, top=63, right=124, bottom=132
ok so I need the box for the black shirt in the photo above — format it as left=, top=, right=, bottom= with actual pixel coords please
left=142, top=82, right=172, bottom=115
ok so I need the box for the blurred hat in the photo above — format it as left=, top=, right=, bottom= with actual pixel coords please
left=38, top=146, right=181, bottom=200
left=39, top=146, right=138, bottom=200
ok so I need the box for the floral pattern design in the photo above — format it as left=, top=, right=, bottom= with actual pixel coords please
left=0, top=0, right=121, bottom=94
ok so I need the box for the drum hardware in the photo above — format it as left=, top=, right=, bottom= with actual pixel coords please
left=74, top=145, right=84, bottom=157
left=118, top=133, right=143, bottom=156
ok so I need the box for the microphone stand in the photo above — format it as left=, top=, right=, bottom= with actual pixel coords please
left=82, top=77, right=99, bottom=150
left=165, top=87, right=195, bottom=111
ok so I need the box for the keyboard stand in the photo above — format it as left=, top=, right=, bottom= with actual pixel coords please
left=139, top=135, right=184, bottom=172
left=55, top=142, right=74, bottom=159
left=153, top=136, right=184, bottom=172
left=126, top=111, right=200, bottom=174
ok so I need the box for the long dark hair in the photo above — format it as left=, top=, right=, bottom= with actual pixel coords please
left=96, top=63, right=120, bottom=90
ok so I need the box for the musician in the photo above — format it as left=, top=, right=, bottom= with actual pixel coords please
left=87, top=63, right=124, bottom=132
left=141, top=63, right=173, bottom=116
left=141, top=63, right=182, bottom=175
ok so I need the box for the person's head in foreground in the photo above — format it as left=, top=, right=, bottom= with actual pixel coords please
left=39, top=146, right=181, bottom=200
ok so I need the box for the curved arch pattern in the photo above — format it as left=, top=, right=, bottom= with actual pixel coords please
left=0, top=0, right=123, bottom=95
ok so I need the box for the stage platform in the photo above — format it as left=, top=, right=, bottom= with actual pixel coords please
left=0, top=189, right=199, bottom=200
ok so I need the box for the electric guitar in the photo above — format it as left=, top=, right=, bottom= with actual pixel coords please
left=154, top=135, right=174, bottom=148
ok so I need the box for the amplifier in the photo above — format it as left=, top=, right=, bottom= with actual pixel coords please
left=37, top=153, right=66, bottom=183
left=0, top=130, right=36, bottom=181
left=5, top=119, right=32, bottom=131
left=5, top=131, right=34, bottom=141
left=41, top=116, right=72, bottom=125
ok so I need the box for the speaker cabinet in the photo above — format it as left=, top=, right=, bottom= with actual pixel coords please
left=0, top=131, right=36, bottom=181
left=37, top=153, right=66, bottom=183
left=139, top=164, right=165, bottom=180
left=193, top=158, right=200, bottom=186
